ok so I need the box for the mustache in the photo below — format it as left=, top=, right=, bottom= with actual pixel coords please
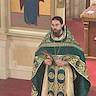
left=51, top=28, right=56, bottom=31
left=51, top=28, right=61, bottom=32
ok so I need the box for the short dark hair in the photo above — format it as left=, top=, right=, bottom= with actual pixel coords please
left=51, top=16, right=64, bottom=31
left=51, top=16, right=63, bottom=24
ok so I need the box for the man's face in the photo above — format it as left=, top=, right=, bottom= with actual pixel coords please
left=51, top=19, right=63, bottom=34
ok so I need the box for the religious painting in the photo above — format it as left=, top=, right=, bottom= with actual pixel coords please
left=10, top=0, right=53, bottom=30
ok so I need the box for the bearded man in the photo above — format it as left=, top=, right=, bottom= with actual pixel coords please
left=31, top=16, right=90, bottom=96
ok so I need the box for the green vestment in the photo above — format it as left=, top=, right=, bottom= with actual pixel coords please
left=31, top=28, right=91, bottom=96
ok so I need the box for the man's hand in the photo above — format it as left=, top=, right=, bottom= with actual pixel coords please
left=55, top=59, right=68, bottom=66
left=43, top=51, right=53, bottom=65
left=44, top=58, right=52, bottom=65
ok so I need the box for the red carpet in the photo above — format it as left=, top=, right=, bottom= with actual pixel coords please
left=0, top=78, right=32, bottom=96
left=86, top=58, right=96, bottom=87
left=86, top=58, right=96, bottom=96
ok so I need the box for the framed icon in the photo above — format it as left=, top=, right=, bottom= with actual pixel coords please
left=9, top=0, right=55, bottom=30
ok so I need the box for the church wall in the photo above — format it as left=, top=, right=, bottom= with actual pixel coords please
left=0, top=28, right=47, bottom=80
left=0, top=33, right=9, bottom=79
left=0, top=0, right=9, bottom=79
left=7, top=31, right=45, bottom=80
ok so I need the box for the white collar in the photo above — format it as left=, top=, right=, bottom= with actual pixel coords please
left=51, top=31, right=67, bottom=41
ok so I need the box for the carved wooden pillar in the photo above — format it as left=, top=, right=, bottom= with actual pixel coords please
left=83, top=21, right=89, bottom=55
left=86, top=0, right=90, bottom=8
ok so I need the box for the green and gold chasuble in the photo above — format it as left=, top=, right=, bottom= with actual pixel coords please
left=31, top=28, right=90, bottom=96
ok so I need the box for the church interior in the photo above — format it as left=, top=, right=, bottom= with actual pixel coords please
left=0, top=0, right=96, bottom=96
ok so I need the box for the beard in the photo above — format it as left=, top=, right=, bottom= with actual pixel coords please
left=51, top=28, right=62, bottom=37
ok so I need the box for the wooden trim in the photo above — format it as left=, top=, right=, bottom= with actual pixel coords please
left=86, top=0, right=90, bottom=8
left=51, top=0, right=55, bottom=18
left=83, top=21, right=89, bottom=55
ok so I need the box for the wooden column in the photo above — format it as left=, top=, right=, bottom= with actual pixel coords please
left=86, top=0, right=90, bottom=8
left=83, top=21, right=89, bottom=56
